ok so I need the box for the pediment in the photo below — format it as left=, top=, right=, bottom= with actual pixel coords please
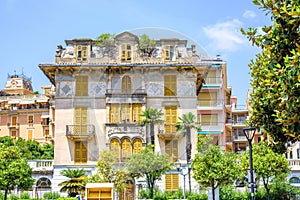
left=115, top=31, right=139, bottom=43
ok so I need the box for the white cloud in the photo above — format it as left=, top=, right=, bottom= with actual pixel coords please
left=243, top=10, right=256, bottom=19
left=202, top=19, right=246, bottom=52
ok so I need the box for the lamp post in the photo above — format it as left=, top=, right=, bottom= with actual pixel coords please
left=176, top=162, right=189, bottom=199
left=243, top=127, right=256, bottom=200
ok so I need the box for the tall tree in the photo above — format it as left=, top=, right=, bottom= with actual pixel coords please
left=125, top=144, right=171, bottom=199
left=88, top=150, right=126, bottom=193
left=241, top=0, right=300, bottom=152
left=138, top=34, right=156, bottom=57
left=138, top=108, right=164, bottom=146
left=0, top=145, right=35, bottom=200
left=192, top=136, right=241, bottom=200
left=175, top=112, right=200, bottom=192
left=58, top=168, right=86, bottom=197
left=240, top=142, right=290, bottom=200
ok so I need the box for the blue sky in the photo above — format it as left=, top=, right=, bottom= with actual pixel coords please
left=0, top=0, right=271, bottom=104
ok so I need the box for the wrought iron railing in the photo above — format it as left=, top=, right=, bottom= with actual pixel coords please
left=66, top=125, right=95, bottom=136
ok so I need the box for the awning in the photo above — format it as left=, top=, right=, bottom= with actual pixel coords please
left=41, top=115, right=50, bottom=118
left=8, top=100, right=20, bottom=104
left=37, top=99, right=48, bottom=103
left=20, top=100, right=35, bottom=105
left=198, top=131, right=221, bottom=135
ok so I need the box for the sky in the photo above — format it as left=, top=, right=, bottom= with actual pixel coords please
left=0, top=0, right=271, bottom=104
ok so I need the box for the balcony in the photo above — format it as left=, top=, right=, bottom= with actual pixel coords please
left=105, top=89, right=146, bottom=104
left=232, top=135, right=247, bottom=142
left=106, top=123, right=144, bottom=138
left=28, top=160, right=53, bottom=175
left=200, top=122, right=224, bottom=133
left=66, top=124, right=95, bottom=139
left=7, top=123, right=19, bottom=129
left=157, top=124, right=183, bottom=139
left=197, top=100, right=224, bottom=109
left=289, top=159, right=300, bottom=171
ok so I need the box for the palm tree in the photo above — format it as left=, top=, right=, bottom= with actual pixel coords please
left=176, top=112, right=200, bottom=192
left=58, top=168, right=86, bottom=197
left=138, top=108, right=164, bottom=146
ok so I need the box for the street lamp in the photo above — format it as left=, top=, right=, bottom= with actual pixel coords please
left=176, top=162, right=189, bottom=199
left=243, top=127, right=256, bottom=200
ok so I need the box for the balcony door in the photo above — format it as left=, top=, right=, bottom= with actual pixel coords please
left=74, top=107, right=88, bottom=134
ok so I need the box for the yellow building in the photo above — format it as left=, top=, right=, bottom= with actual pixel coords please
left=39, top=30, right=232, bottom=195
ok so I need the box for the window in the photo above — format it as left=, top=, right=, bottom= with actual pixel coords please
left=74, top=141, right=87, bottom=164
left=121, top=138, right=132, bottom=161
left=76, top=45, right=87, bottom=62
left=110, top=104, right=142, bottom=123
left=199, top=114, right=218, bottom=126
left=290, top=177, right=300, bottom=184
left=197, top=92, right=217, bottom=106
left=122, top=76, right=131, bottom=93
left=165, top=174, right=179, bottom=191
left=75, top=76, right=88, bottom=96
left=132, top=138, right=142, bottom=154
left=121, top=44, right=132, bottom=62
left=74, top=107, right=88, bottom=134
left=163, top=46, right=174, bottom=61
left=44, top=129, right=49, bottom=137
left=12, top=116, right=17, bottom=126
left=28, top=129, right=33, bottom=140
left=28, top=115, right=33, bottom=123
left=164, top=75, right=177, bottom=96
left=164, top=106, right=177, bottom=133
left=165, top=139, right=178, bottom=162
left=297, top=148, right=300, bottom=159
left=11, top=130, right=17, bottom=139
left=110, top=138, right=120, bottom=160
left=206, top=70, right=217, bottom=84
left=290, top=151, right=293, bottom=159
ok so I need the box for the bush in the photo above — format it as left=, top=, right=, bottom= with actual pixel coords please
left=43, top=191, right=61, bottom=199
left=8, top=194, right=18, bottom=200
left=19, top=192, right=30, bottom=199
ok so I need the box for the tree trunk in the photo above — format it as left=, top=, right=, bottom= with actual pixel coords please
left=186, top=127, right=192, bottom=192
left=150, top=122, right=155, bottom=147
left=4, top=188, right=8, bottom=200
left=212, top=184, right=215, bottom=200
left=266, top=187, right=270, bottom=200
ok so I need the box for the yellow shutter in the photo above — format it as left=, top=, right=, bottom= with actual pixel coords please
left=76, top=45, right=87, bottom=62
left=11, top=130, right=17, bottom=139
left=164, top=106, right=177, bottom=133
left=74, top=107, right=88, bottom=134
left=165, top=174, right=179, bottom=191
left=198, top=92, right=217, bottom=106
left=164, top=75, right=176, bottom=96
left=110, top=138, right=120, bottom=160
left=201, top=114, right=218, bottom=125
left=132, top=104, right=142, bottom=122
left=75, top=76, right=88, bottom=96
left=165, top=140, right=178, bottom=162
left=110, top=104, right=120, bottom=123
left=28, top=116, right=33, bottom=123
left=132, top=138, right=142, bottom=154
left=163, top=46, right=170, bottom=60
left=122, top=104, right=131, bottom=122
left=122, top=76, right=131, bottom=93
left=121, top=138, right=132, bottom=161
left=121, top=44, right=132, bottom=62
left=12, top=116, right=17, bottom=126
left=45, top=129, right=49, bottom=137
left=207, top=70, right=217, bottom=84
left=75, top=141, right=87, bottom=164
left=28, top=130, right=33, bottom=140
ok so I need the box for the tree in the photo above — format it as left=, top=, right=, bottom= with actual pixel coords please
left=138, top=34, right=156, bottom=57
left=241, top=0, right=300, bottom=152
left=192, top=136, right=242, bottom=200
left=58, top=168, right=86, bottom=197
left=125, top=144, right=171, bottom=199
left=94, top=33, right=116, bottom=57
left=0, top=145, right=35, bottom=200
left=88, top=150, right=126, bottom=193
left=175, top=112, right=200, bottom=192
left=240, top=142, right=290, bottom=200
left=138, top=108, right=164, bottom=146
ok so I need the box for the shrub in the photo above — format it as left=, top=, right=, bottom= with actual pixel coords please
left=19, top=192, right=30, bottom=199
left=43, top=191, right=61, bottom=199
left=8, top=194, right=18, bottom=200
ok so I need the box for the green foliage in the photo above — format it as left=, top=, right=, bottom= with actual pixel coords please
left=193, top=136, right=242, bottom=200
left=240, top=142, right=290, bottom=199
left=7, top=194, right=18, bottom=200
left=19, top=192, right=30, bottom=199
left=219, top=185, right=249, bottom=200
left=125, top=144, right=171, bottom=199
left=0, top=144, right=35, bottom=200
left=138, top=34, right=156, bottom=56
left=58, top=168, right=86, bottom=197
left=94, top=33, right=115, bottom=46
left=241, top=0, right=300, bottom=151
left=57, top=198, right=78, bottom=200
left=88, top=150, right=126, bottom=193
left=43, top=191, right=61, bottom=199
left=0, top=136, right=54, bottom=160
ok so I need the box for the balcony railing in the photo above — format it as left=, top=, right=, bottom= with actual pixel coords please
left=197, top=100, right=224, bottom=107
left=28, top=160, right=53, bottom=175
left=204, top=77, right=222, bottom=84
left=7, top=123, right=19, bottom=129
left=66, top=125, right=95, bottom=138
left=288, top=159, right=300, bottom=171
left=106, top=123, right=144, bottom=136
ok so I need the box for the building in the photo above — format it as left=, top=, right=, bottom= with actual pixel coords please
left=39, top=31, right=232, bottom=197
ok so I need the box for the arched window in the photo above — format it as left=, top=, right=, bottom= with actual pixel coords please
left=121, top=138, right=132, bottom=161
left=110, top=138, right=120, bottom=160
left=290, top=177, right=300, bottom=184
left=122, top=76, right=131, bottom=94
left=132, top=138, right=142, bottom=154
left=36, top=177, right=52, bottom=189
